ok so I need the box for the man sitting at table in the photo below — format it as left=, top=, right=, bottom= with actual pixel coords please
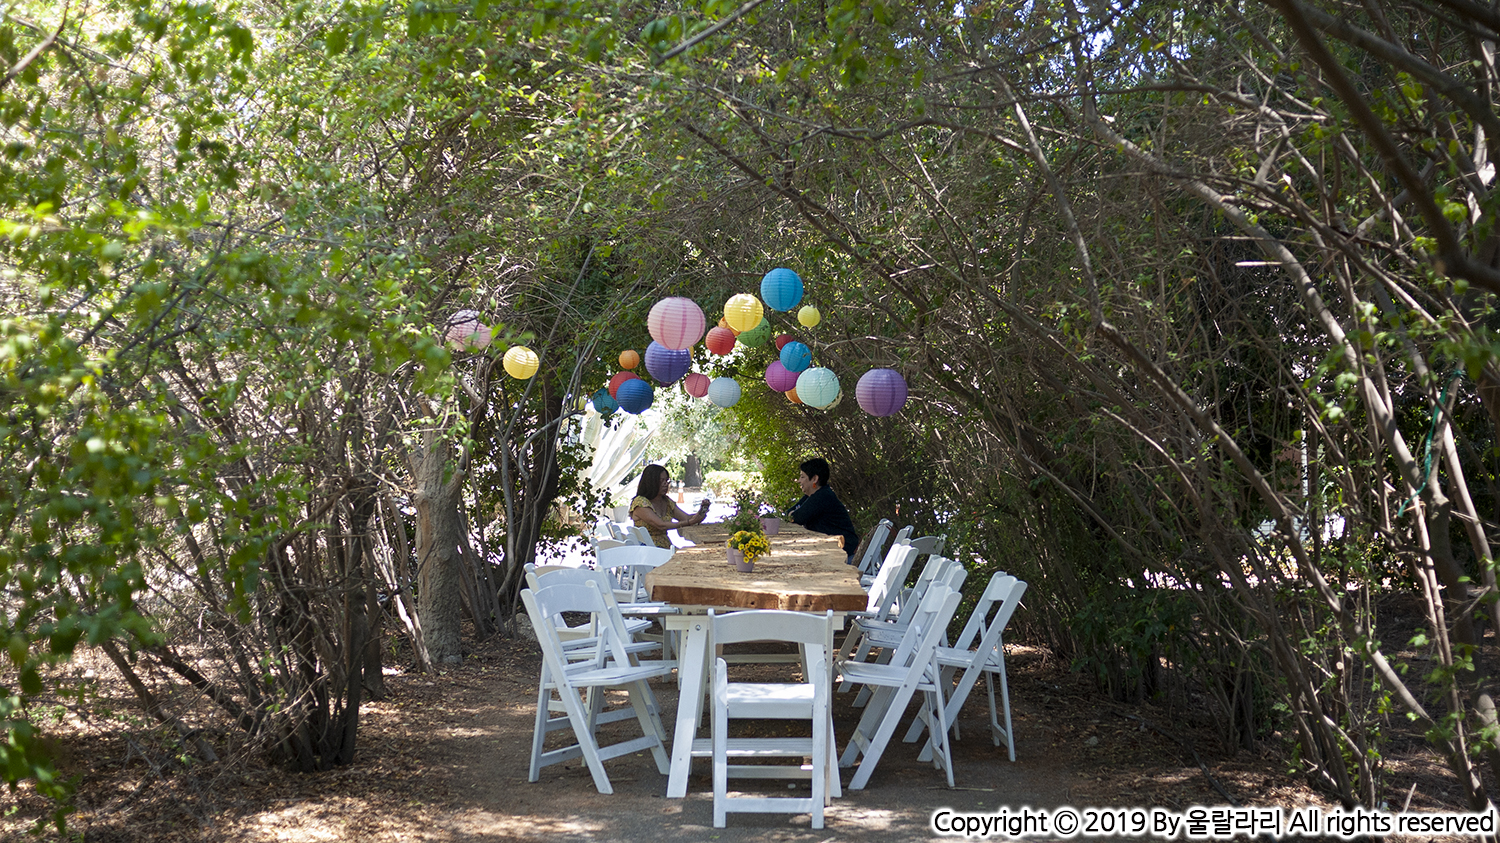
left=787, top=457, right=861, bottom=565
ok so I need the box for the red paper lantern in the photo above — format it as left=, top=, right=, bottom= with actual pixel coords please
left=774, top=333, right=796, bottom=351
left=705, top=326, right=737, bottom=355
left=608, top=370, right=640, bottom=399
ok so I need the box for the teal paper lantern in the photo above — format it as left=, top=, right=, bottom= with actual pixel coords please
left=796, top=367, right=840, bottom=409
left=760, top=268, right=804, bottom=312
left=592, top=387, right=618, bottom=415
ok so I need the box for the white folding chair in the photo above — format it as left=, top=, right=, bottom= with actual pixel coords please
left=524, top=563, right=655, bottom=652
left=597, top=544, right=674, bottom=604
left=710, top=609, right=837, bottom=829
left=891, top=534, right=947, bottom=612
left=860, top=525, right=912, bottom=586
left=837, top=543, right=920, bottom=692
left=904, top=574, right=1027, bottom=762
left=856, top=519, right=894, bottom=578
left=521, top=579, right=674, bottom=794
left=846, top=557, right=968, bottom=707
left=837, top=584, right=963, bottom=790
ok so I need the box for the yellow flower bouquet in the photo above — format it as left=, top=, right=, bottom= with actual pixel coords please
left=728, top=529, right=771, bottom=564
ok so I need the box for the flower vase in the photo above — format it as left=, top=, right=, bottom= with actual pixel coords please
left=734, top=556, right=755, bottom=573
left=759, top=517, right=781, bottom=536
left=726, top=547, right=744, bottom=567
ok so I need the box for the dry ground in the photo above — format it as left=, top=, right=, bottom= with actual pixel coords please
left=1, top=599, right=1483, bottom=843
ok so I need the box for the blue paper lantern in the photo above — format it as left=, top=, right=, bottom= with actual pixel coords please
left=796, top=367, right=840, bottom=409
left=644, top=341, right=692, bottom=385
left=779, top=341, right=812, bottom=373
left=707, top=377, right=741, bottom=408
left=617, top=378, right=655, bottom=414
left=592, top=387, right=619, bottom=415
left=760, top=268, right=804, bottom=312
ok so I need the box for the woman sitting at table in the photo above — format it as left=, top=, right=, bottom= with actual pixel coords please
left=629, top=464, right=711, bottom=549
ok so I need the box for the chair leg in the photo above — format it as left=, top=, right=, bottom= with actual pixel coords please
left=627, top=679, right=671, bottom=774
left=810, top=695, right=827, bottom=829
left=554, top=680, right=617, bottom=794
left=529, top=670, right=552, bottom=783
left=712, top=670, right=729, bottom=829
left=847, top=681, right=922, bottom=790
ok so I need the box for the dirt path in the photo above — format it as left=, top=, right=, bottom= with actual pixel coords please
left=17, top=629, right=1449, bottom=843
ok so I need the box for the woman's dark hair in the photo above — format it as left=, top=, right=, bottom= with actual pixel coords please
left=635, top=464, right=670, bottom=500
left=799, top=457, right=831, bottom=487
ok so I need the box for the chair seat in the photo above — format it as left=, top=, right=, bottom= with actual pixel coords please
left=723, top=683, right=816, bottom=717
left=566, top=662, right=676, bottom=687
left=934, top=646, right=1001, bottom=669
left=838, top=659, right=936, bottom=689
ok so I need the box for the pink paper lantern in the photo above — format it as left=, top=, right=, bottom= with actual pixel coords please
left=765, top=360, right=799, bottom=392
left=683, top=372, right=710, bottom=398
left=647, top=297, right=706, bottom=350
left=856, top=368, right=908, bottom=417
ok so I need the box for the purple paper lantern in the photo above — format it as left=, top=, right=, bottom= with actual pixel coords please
left=855, top=368, right=908, bottom=417
left=616, top=378, right=655, bottom=414
left=779, top=341, right=812, bottom=373
left=645, top=341, right=692, bottom=385
left=765, top=360, right=799, bottom=392
left=647, top=297, right=706, bottom=350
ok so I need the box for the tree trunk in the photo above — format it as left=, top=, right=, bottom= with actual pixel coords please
left=411, top=430, right=466, bottom=665
left=684, top=454, right=703, bottom=487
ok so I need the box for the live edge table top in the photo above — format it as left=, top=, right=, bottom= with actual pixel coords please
left=643, top=522, right=868, bottom=612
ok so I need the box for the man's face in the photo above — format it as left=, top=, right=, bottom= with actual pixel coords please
left=797, top=470, right=818, bottom=496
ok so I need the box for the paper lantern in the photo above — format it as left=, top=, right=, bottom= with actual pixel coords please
left=616, top=378, right=654, bottom=413
left=647, top=297, right=706, bottom=350
left=717, top=316, right=736, bottom=332
left=503, top=345, right=540, bottom=379
left=608, top=370, right=640, bottom=398
left=592, top=387, right=619, bottom=415
left=779, top=341, right=811, bottom=373
left=444, top=310, right=492, bottom=350
left=724, top=294, right=764, bottom=332
left=683, top=372, right=710, bottom=398
left=787, top=387, right=803, bottom=404
left=644, top=341, right=692, bottom=385
left=774, top=333, right=796, bottom=351
left=736, top=317, right=771, bottom=348
left=760, top=268, right=804, bottom=312
left=796, top=367, right=840, bottom=409
left=619, top=349, right=640, bottom=369
left=856, top=368, right=908, bottom=417
left=797, top=305, right=821, bottom=328
left=708, top=377, right=741, bottom=408
left=705, top=326, right=737, bottom=356
left=765, top=360, right=799, bottom=392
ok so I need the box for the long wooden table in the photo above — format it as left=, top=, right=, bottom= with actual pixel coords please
left=644, top=523, right=868, bottom=798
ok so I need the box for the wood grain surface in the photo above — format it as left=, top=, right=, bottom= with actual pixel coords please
left=643, top=522, right=868, bottom=611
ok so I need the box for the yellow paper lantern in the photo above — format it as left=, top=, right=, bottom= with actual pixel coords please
left=797, top=305, right=822, bottom=328
left=503, top=345, right=540, bottom=379
left=724, top=293, right=765, bottom=333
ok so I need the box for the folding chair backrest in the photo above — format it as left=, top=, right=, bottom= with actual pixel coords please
left=969, top=577, right=1027, bottom=659
left=886, top=584, right=963, bottom=670
left=522, top=579, right=634, bottom=669
left=711, top=609, right=835, bottom=656
left=857, top=519, right=895, bottom=577
left=905, top=555, right=964, bottom=611
left=597, top=544, right=674, bottom=601
left=865, top=543, right=920, bottom=616
left=949, top=572, right=1018, bottom=652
